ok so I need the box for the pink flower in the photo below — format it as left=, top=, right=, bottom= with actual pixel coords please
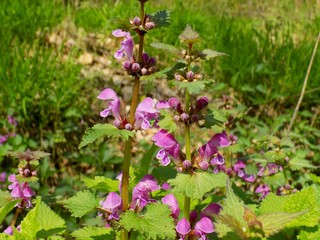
left=8, top=174, right=34, bottom=208
left=112, top=29, right=134, bottom=61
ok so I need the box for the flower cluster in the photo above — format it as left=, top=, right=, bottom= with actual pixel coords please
left=174, top=70, right=203, bottom=82
left=8, top=174, right=34, bottom=208
left=169, top=97, right=209, bottom=125
left=99, top=175, right=160, bottom=227
left=130, top=14, right=156, bottom=31
left=152, top=129, right=230, bottom=170
left=113, top=29, right=156, bottom=76
left=98, top=88, right=168, bottom=130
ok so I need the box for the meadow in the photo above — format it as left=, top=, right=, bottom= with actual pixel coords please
left=0, top=0, right=319, bottom=239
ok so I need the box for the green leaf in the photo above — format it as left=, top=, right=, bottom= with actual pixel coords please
left=72, top=227, right=114, bottom=240
left=140, top=67, right=169, bottom=81
left=257, top=211, right=307, bottom=237
left=19, top=198, right=66, bottom=239
left=137, top=144, right=158, bottom=179
left=173, top=80, right=213, bottom=95
left=82, top=175, right=119, bottom=192
left=168, top=172, right=227, bottom=199
left=215, top=214, right=247, bottom=239
left=259, top=193, right=288, bottom=214
left=298, top=229, right=320, bottom=240
left=179, top=24, right=201, bottom=44
left=157, top=111, right=177, bottom=133
left=283, top=186, right=320, bottom=227
left=201, top=49, right=228, bottom=60
left=79, top=124, right=134, bottom=148
left=120, top=203, right=175, bottom=240
left=64, top=191, right=100, bottom=218
left=150, top=10, right=170, bottom=28
left=150, top=43, right=180, bottom=55
left=289, top=157, right=317, bottom=170
left=0, top=199, right=21, bottom=223
left=0, top=190, right=13, bottom=207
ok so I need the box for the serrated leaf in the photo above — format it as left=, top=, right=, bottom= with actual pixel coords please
left=140, top=67, right=169, bottom=81
left=201, top=49, right=228, bottom=60
left=168, top=172, right=227, bottom=199
left=259, top=193, right=288, bottom=214
left=64, top=191, right=100, bottom=218
left=0, top=190, right=13, bottom=207
left=157, top=111, right=177, bottom=133
left=120, top=203, right=175, bottom=240
left=289, top=158, right=316, bottom=170
left=280, top=137, right=295, bottom=148
left=72, top=227, right=114, bottom=240
left=150, top=43, right=180, bottom=55
left=19, top=198, right=66, bottom=239
left=298, top=229, right=320, bottom=240
left=283, top=186, right=320, bottom=227
left=179, top=24, right=200, bottom=44
left=220, top=182, right=246, bottom=227
left=79, top=124, right=134, bottom=148
left=0, top=233, right=10, bottom=239
left=150, top=10, right=170, bottom=28
left=82, top=175, right=119, bottom=192
left=215, top=214, right=247, bottom=239
left=0, top=199, right=21, bottom=223
left=174, top=80, right=212, bottom=95
left=36, top=199, right=66, bottom=238
left=257, top=211, right=307, bottom=237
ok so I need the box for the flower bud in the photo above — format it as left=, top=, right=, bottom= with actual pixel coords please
left=196, top=97, right=209, bottom=111
left=174, top=73, right=183, bottom=81
left=23, top=169, right=31, bottom=177
left=132, top=16, right=141, bottom=26
left=31, top=170, right=37, bottom=176
left=142, top=53, right=149, bottom=65
left=168, top=97, right=182, bottom=113
left=191, top=114, right=199, bottom=122
left=183, top=160, right=192, bottom=169
left=141, top=68, right=148, bottom=75
left=122, top=61, right=132, bottom=70
left=148, top=57, right=156, bottom=67
left=199, top=161, right=209, bottom=170
left=186, top=71, right=194, bottom=80
left=173, top=115, right=180, bottom=122
left=180, top=113, right=189, bottom=122
left=145, top=21, right=155, bottom=30
left=131, top=63, right=141, bottom=72
left=194, top=73, right=203, bottom=80
left=125, top=123, right=132, bottom=130
left=149, top=66, right=156, bottom=73
left=176, top=166, right=184, bottom=172
left=114, top=119, right=122, bottom=128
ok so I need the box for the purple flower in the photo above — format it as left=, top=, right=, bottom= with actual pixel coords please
left=112, top=29, right=134, bottom=61
left=0, top=172, right=6, bottom=183
left=194, top=217, right=214, bottom=239
left=8, top=115, right=17, bottom=126
left=198, top=133, right=230, bottom=166
left=200, top=203, right=221, bottom=219
left=152, top=129, right=181, bottom=166
left=134, top=97, right=162, bottom=130
left=130, top=175, right=160, bottom=211
left=97, top=88, right=122, bottom=121
left=0, top=135, right=7, bottom=145
left=162, top=194, right=180, bottom=220
left=255, top=184, right=270, bottom=199
left=176, top=218, right=191, bottom=239
left=100, top=192, right=122, bottom=220
left=161, top=182, right=171, bottom=190
left=8, top=174, right=34, bottom=208
left=4, top=225, right=20, bottom=235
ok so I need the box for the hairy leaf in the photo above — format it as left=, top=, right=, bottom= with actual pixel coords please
left=298, top=229, right=320, bottom=240
left=120, top=203, right=175, bottom=239
left=168, top=172, right=227, bottom=199
left=283, top=186, right=320, bottom=227
left=0, top=199, right=21, bottom=223
left=140, top=68, right=169, bottom=81
left=0, top=190, right=13, bottom=207
left=79, top=124, right=134, bottom=148
left=82, top=175, right=119, bottom=192
left=257, top=211, right=308, bottom=237
left=259, top=193, right=288, bottom=214
left=72, top=227, right=114, bottom=240
left=150, top=10, right=170, bottom=28
left=200, top=49, right=228, bottom=60
left=64, top=191, right=100, bottom=218
left=174, top=80, right=213, bottom=95
left=289, top=157, right=316, bottom=170
left=19, top=198, right=66, bottom=239
left=150, top=43, right=180, bottom=55
left=215, top=214, right=247, bottom=239
left=179, top=24, right=200, bottom=44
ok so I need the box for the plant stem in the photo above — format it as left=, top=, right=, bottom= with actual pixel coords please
left=184, top=90, right=192, bottom=220
left=121, top=3, right=146, bottom=240
left=287, top=32, right=320, bottom=136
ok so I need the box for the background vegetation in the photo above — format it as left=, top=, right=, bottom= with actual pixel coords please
left=0, top=0, right=319, bottom=237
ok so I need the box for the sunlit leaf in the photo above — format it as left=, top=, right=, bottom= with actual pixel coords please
left=179, top=24, right=201, bottom=44
left=72, top=227, right=114, bottom=240
left=150, top=42, right=180, bottom=54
